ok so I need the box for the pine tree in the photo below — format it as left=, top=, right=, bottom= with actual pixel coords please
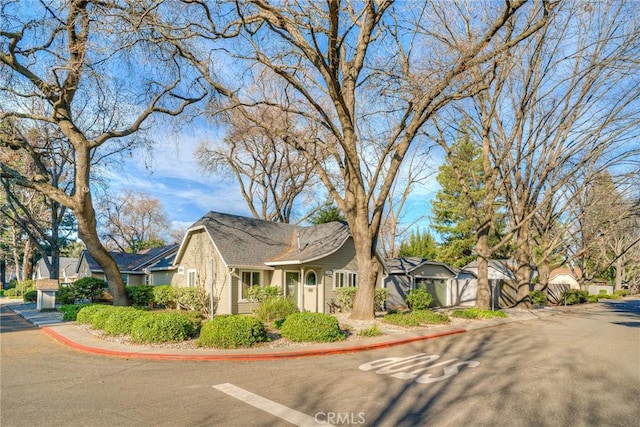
left=398, top=228, right=437, bottom=259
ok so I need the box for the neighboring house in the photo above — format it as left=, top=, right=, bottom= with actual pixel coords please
left=385, top=258, right=457, bottom=309
left=548, top=268, right=582, bottom=289
left=76, top=244, right=179, bottom=286
left=33, top=257, right=79, bottom=284
left=455, top=259, right=519, bottom=308
left=171, top=211, right=386, bottom=315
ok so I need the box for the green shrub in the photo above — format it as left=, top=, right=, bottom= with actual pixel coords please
left=76, top=304, right=112, bottom=325
left=587, top=294, right=599, bottom=303
left=56, top=286, right=75, bottom=304
left=451, top=308, right=508, bottom=319
left=23, top=290, right=38, bottom=303
left=162, top=309, right=204, bottom=333
left=196, top=315, right=267, bottom=349
left=153, top=285, right=176, bottom=308
left=405, top=288, right=433, bottom=310
left=125, top=285, right=155, bottom=307
left=72, top=277, right=107, bottom=302
left=59, top=304, right=90, bottom=321
left=253, top=296, right=298, bottom=324
left=103, top=307, right=148, bottom=336
left=529, top=290, right=546, bottom=306
left=90, top=306, right=118, bottom=329
left=130, top=312, right=196, bottom=343
left=4, top=288, right=17, bottom=297
left=335, top=287, right=358, bottom=311
left=0, top=290, right=4, bottom=297
left=335, top=287, right=390, bottom=312
left=247, top=285, right=282, bottom=302
left=562, top=289, right=589, bottom=305
left=358, top=324, right=384, bottom=337
left=614, top=289, right=630, bottom=297
left=383, top=309, right=450, bottom=326
left=175, top=287, right=209, bottom=312
left=281, top=312, right=345, bottom=342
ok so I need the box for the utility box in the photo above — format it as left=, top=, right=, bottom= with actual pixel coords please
left=36, top=280, right=59, bottom=310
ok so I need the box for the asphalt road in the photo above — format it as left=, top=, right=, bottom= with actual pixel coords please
left=1, top=300, right=639, bottom=427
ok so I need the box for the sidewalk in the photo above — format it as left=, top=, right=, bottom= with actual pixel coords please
left=1, top=298, right=568, bottom=361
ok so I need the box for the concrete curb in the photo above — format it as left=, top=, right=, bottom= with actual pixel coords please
left=41, top=326, right=467, bottom=361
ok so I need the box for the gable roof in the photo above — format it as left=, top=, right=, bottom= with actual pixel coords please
left=385, top=257, right=457, bottom=275
left=462, top=259, right=517, bottom=279
left=78, top=244, right=179, bottom=275
left=549, top=267, right=583, bottom=280
left=35, top=257, right=79, bottom=279
left=177, top=211, right=352, bottom=268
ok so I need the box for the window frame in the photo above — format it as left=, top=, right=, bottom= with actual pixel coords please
left=187, top=269, right=197, bottom=287
left=239, top=270, right=262, bottom=301
left=304, top=270, right=317, bottom=287
left=333, top=270, right=358, bottom=289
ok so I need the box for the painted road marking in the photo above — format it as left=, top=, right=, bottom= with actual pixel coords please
left=213, top=383, right=334, bottom=427
left=359, top=353, right=479, bottom=383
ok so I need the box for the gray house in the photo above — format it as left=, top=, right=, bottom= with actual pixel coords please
left=385, top=258, right=458, bottom=310
left=456, top=259, right=519, bottom=308
left=33, top=257, right=79, bottom=284
left=171, top=211, right=386, bottom=315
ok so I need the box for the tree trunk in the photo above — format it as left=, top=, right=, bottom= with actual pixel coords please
left=349, top=218, right=379, bottom=321
left=514, top=225, right=532, bottom=306
left=475, top=232, right=491, bottom=310
left=22, top=239, right=34, bottom=282
left=537, top=262, right=550, bottom=291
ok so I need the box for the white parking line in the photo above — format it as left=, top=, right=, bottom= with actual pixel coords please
left=213, top=383, right=333, bottom=427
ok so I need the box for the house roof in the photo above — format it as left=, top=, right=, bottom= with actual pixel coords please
left=79, top=244, right=179, bottom=274
left=462, top=259, right=517, bottom=279
left=549, top=267, right=583, bottom=280
left=179, top=211, right=352, bottom=268
left=35, top=257, right=79, bottom=279
left=385, top=257, right=457, bottom=275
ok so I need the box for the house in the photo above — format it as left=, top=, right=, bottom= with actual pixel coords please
left=33, top=257, right=79, bottom=284
left=548, top=267, right=582, bottom=289
left=455, top=259, right=519, bottom=308
left=76, top=244, right=179, bottom=286
left=384, top=258, right=457, bottom=309
left=171, top=211, right=386, bottom=315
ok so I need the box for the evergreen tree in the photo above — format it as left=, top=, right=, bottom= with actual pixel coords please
left=398, top=228, right=437, bottom=260
left=308, top=204, right=345, bottom=225
left=430, top=130, right=509, bottom=268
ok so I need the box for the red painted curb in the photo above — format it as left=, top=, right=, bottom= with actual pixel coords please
left=42, top=327, right=467, bottom=362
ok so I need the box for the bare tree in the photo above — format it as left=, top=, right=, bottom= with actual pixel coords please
left=0, top=1, right=205, bottom=304
left=196, top=105, right=322, bottom=223
left=156, top=0, right=552, bottom=319
left=435, top=0, right=640, bottom=307
left=98, top=190, right=170, bottom=253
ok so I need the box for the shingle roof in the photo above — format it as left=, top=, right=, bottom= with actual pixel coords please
left=187, top=211, right=351, bottom=268
left=80, top=244, right=179, bottom=274
left=385, top=257, right=457, bottom=275
left=462, top=259, right=517, bottom=279
left=36, top=257, right=79, bottom=278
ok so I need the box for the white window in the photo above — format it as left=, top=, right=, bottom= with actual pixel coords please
left=333, top=270, right=357, bottom=289
left=187, top=269, right=197, bottom=287
left=240, top=271, right=262, bottom=300
left=121, top=274, right=129, bottom=286
left=145, top=275, right=153, bottom=286
left=305, top=271, right=317, bottom=287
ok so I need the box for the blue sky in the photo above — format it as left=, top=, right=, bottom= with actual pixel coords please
left=103, top=123, right=441, bottom=239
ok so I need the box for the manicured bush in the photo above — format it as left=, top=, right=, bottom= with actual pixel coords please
left=562, top=289, right=589, bottom=305
left=76, top=304, right=112, bottom=325
left=23, top=290, right=37, bottom=303
left=56, top=286, right=75, bottom=304
left=4, top=288, right=17, bottom=297
left=253, top=296, right=298, bottom=324
left=451, top=308, right=508, bottom=319
left=196, top=315, right=267, bottom=349
left=405, top=288, right=433, bottom=310
left=529, top=290, right=546, bottom=306
left=103, top=307, right=148, bottom=336
left=614, top=289, right=630, bottom=297
left=125, top=285, right=155, bottom=307
left=90, top=306, right=118, bottom=329
left=281, top=312, right=345, bottom=342
left=383, top=309, right=450, bottom=327
left=175, top=287, right=209, bottom=312
left=247, top=285, right=282, bottom=302
left=153, top=285, right=176, bottom=308
left=335, top=287, right=390, bottom=312
left=130, top=312, right=196, bottom=343
left=162, top=309, right=204, bottom=333
left=72, top=277, right=107, bottom=302
left=59, top=304, right=90, bottom=321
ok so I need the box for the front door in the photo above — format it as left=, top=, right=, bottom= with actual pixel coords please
left=285, top=271, right=299, bottom=308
